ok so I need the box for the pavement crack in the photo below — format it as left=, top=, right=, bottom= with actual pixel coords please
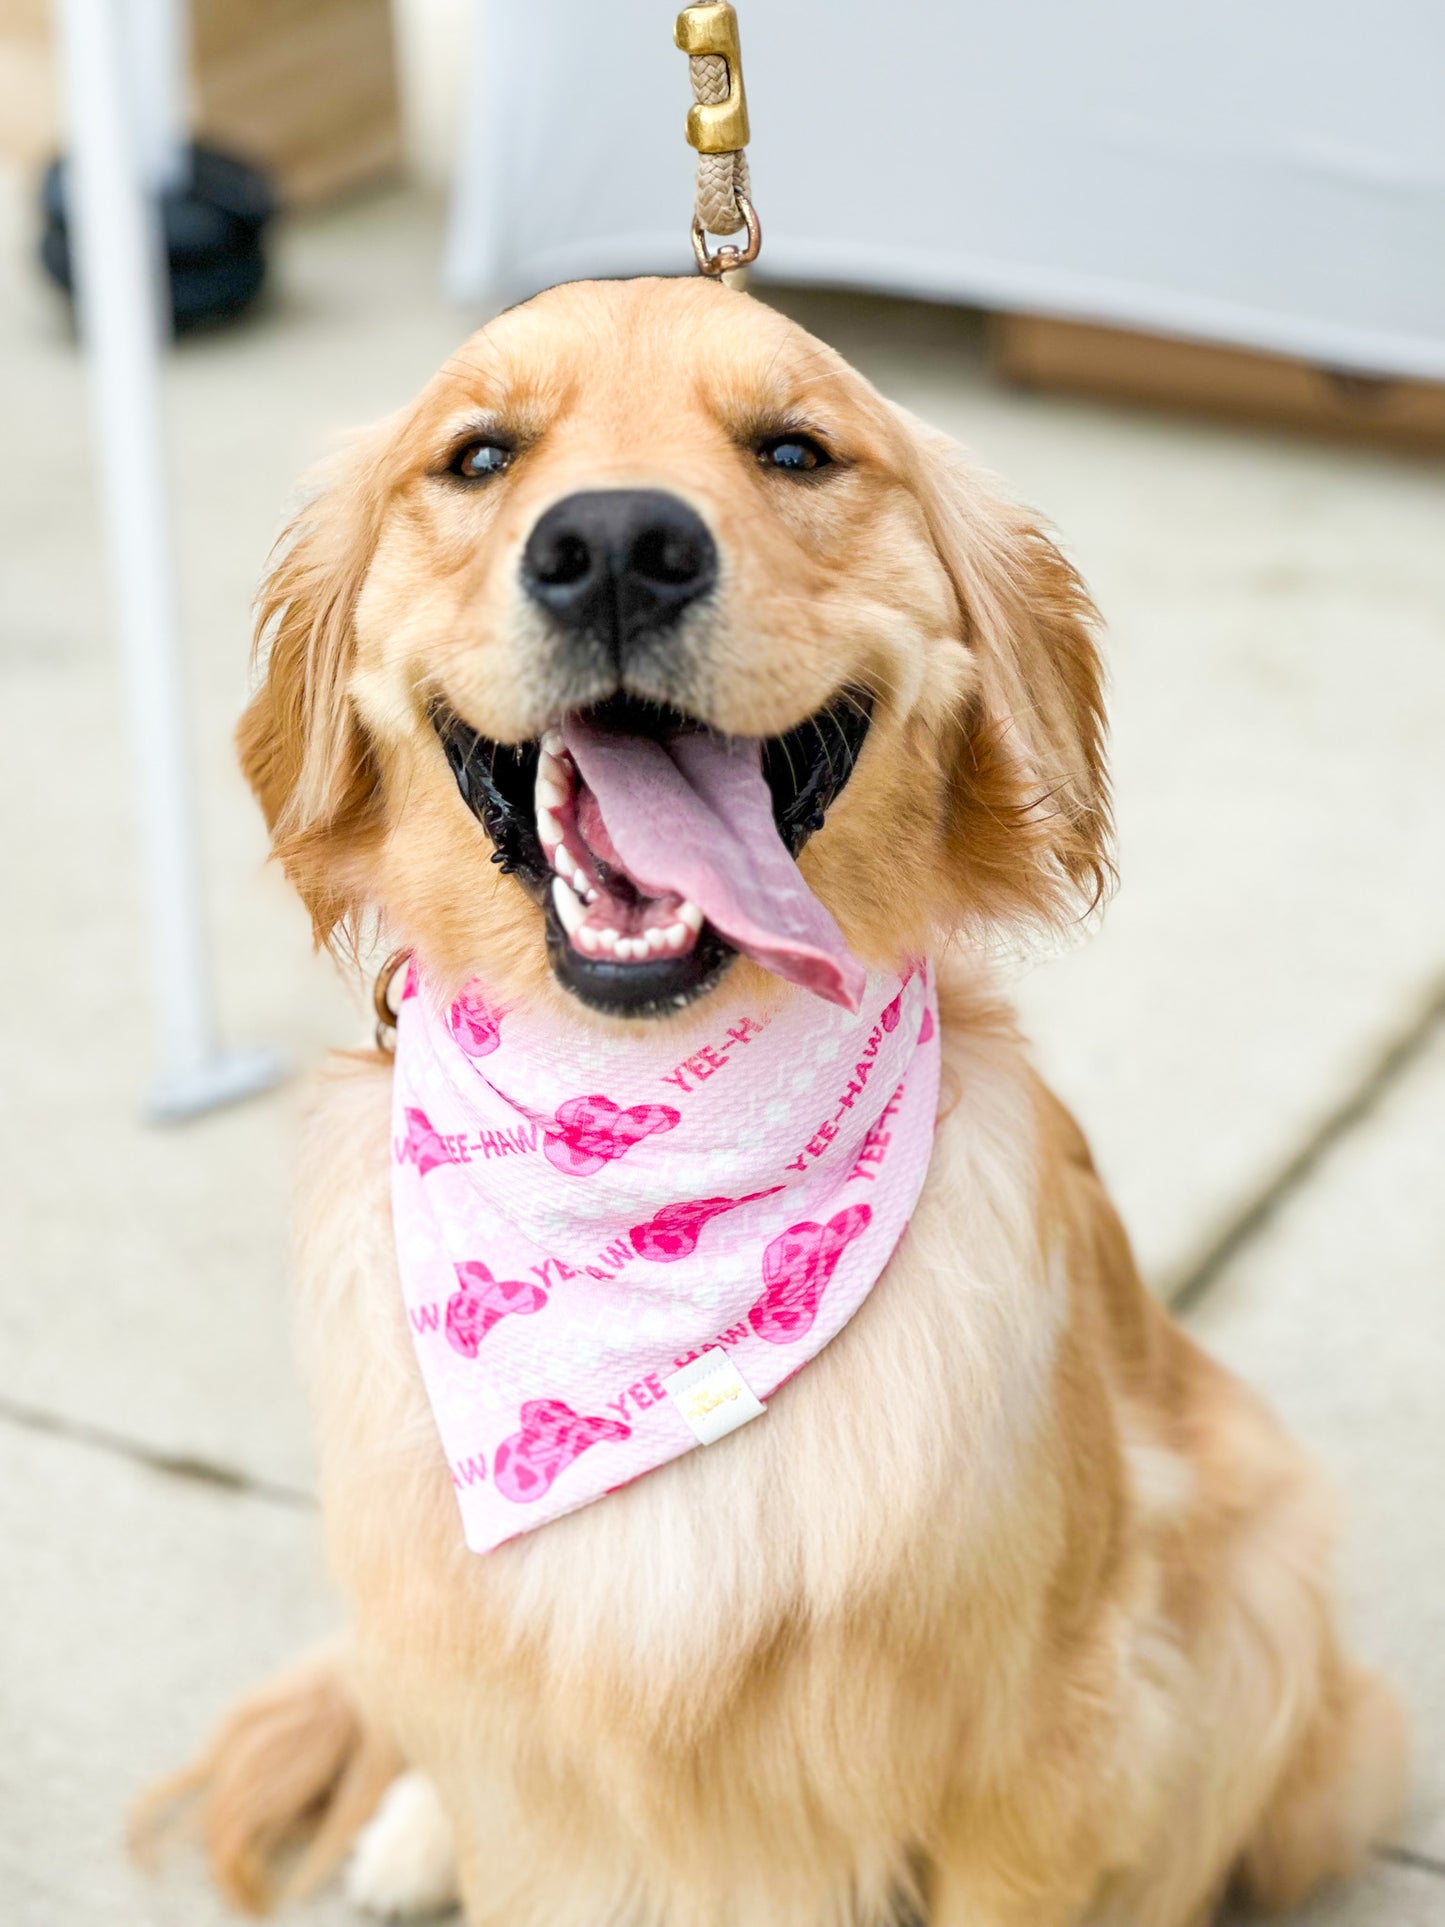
left=1377, top=1844, right=1445, bottom=1880
left=0, top=1392, right=316, bottom=1508
left=1169, top=975, right=1445, bottom=1315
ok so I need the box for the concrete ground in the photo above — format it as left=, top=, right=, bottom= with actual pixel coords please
left=2, top=177, right=1443, bottom=1925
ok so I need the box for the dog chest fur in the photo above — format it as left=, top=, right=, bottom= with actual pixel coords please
left=291, top=969, right=1148, bottom=1919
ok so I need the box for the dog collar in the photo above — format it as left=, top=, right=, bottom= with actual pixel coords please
left=390, top=959, right=941, bottom=1553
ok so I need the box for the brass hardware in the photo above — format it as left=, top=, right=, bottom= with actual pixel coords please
left=373, top=948, right=411, bottom=1052
left=691, top=193, right=761, bottom=276
left=676, top=3, right=750, bottom=153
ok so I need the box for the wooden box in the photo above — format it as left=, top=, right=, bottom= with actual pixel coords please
left=0, top=0, right=402, bottom=205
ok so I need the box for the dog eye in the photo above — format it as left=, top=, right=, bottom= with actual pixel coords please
left=757, top=434, right=831, bottom=474
left=450, top=437, right=514, bottom=480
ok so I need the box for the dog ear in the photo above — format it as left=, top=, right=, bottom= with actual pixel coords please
left=237, top=431, right=392, bottom=947
left=896, top=407, right=1113, bottom=940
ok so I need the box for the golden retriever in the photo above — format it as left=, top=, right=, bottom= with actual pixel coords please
left=162, top=276, right=1407, bottom=1926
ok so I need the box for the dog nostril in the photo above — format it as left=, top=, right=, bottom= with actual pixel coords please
left=532, top=531, right=593, bottom=589
left=631, top=525, right=706, bottom=588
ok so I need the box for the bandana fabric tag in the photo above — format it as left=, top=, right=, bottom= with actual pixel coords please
left=390, top=959, right=941, bottom=1554
left=661, top=1348, right=768, bottom=1445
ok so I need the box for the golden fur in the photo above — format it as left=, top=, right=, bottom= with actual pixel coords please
left=170, top=278, right=1405, bottom=1924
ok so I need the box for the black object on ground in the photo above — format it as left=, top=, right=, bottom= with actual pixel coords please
left=39, top=141, right=276, bottom=333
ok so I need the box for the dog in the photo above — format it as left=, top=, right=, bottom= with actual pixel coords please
left=163, top=276, right=1407, bottom=1926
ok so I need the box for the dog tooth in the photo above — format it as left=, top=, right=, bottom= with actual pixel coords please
left=595, top=927, right=618, bottom=953
left=536, top=776, right=567, bottom=811
left=540, top=728, right=564, bottom=757
left=551, top=875, right=585, bottom=937
left=536, top=806, right=562, bottom=848
left=577, top=926, right=601, bottom=955
left=663, top=922, right=688, bottom=951
left=678, top=900, right=704, bottom=934
left=644, top=928, right=667, bottom=954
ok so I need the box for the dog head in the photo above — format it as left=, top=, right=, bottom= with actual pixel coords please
left=239, top=277, right=1110, bottom=1020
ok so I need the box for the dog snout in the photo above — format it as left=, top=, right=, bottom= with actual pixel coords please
left=520, top=489, right=717, bottom=661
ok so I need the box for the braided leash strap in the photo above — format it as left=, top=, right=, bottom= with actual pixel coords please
left=689, top=46, right=751, bottom=236
left=676, top=2, right=760, bottom=274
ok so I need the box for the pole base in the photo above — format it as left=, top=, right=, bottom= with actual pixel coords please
left=145, top=1044, right=288, bottom=1125
left=41, top=141, right=276, bottom=334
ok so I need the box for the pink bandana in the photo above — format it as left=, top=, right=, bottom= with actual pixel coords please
left=390, top=961, right=941, bottom=1554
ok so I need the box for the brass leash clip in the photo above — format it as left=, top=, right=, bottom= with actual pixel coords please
left=689, top=196, right=761, bottom=279
left=676, top=3, right=761, bottom=276
left=677, top=2, right=750, bottom=153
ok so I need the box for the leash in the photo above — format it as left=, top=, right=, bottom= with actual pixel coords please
left=676, top=3, right=761, bottom=276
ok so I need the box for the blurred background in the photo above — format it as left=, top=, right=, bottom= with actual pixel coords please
left=2, top=4, right=1442, bottom=1921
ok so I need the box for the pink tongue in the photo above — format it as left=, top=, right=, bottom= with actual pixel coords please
left=562, top=719, right=865, bottom=1012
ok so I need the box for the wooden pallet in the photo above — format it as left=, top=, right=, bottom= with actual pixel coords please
left=993, top=313, right=1445, bottom=453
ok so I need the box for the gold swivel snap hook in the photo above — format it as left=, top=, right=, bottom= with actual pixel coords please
left=676, top=3, right=762, bottom=277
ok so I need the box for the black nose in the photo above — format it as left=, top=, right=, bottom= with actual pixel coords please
left=521, top=489, right=717, bottom=656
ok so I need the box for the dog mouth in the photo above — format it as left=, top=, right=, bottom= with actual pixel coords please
left=434, top=690, right=873, bottom=1017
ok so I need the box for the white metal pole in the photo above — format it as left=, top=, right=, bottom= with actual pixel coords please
left=55, top=0, right=282, bottom=1122
left=125, top=0, right=191, bottom=194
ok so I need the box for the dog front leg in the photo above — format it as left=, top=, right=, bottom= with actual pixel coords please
left=346, top=1768, right=461, bottom=1919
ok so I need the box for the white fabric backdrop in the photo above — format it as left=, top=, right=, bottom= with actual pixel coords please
left=445, top=0, right=1445, bottom=380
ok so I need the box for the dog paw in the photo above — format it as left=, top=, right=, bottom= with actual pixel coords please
left=346, top=1770, right=461, bottom=1919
